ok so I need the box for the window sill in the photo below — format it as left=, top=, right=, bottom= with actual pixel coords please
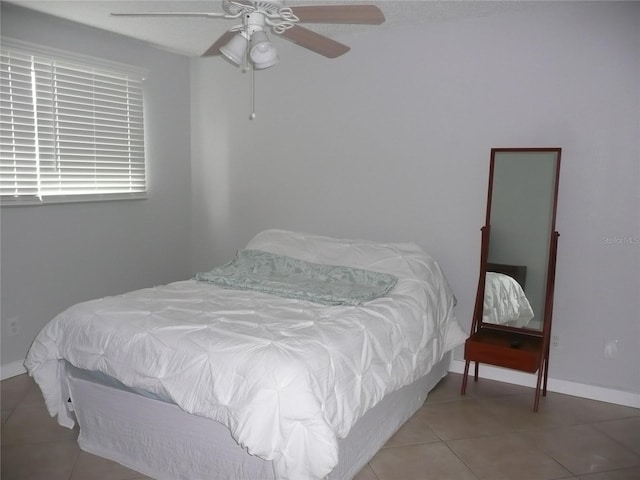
left=1, top=192, right=147, bottom=207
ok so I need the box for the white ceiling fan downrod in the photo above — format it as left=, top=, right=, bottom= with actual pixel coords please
left=225, top=0, right=298, bottom=33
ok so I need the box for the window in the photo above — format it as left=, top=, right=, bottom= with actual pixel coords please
left=1, top=39, right=147, bottom=205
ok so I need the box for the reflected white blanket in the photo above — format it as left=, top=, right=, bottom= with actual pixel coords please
left=483, top=271, right=535, bottom=327
left=25, top=230, right=466, bottom=480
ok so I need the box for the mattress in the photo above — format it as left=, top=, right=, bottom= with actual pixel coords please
left=25, top=229, right=467, bottom=479
left=65, top=353, right=452, bottom=480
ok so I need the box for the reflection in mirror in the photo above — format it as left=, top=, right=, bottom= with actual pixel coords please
left=482, top=150, right=559, bottom=331
left=483, top=264, right=534, bottom=328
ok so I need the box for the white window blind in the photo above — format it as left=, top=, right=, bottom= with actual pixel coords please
left=1, top=40, right=146, bottom=205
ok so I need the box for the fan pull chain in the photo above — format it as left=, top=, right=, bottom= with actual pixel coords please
left=241, top=31, right=256, bottom=120
left=250, top=64, right=256, bottom=120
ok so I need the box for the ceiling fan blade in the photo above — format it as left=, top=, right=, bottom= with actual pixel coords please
left=279, top=25, right=350, bottom=58
left=290, top=5, right=385, bottom=25
left=201, top=31, right=236, bottom=57
left=111, top=12, right=228, bottom=18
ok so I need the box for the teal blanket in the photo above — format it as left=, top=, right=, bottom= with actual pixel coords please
left=195, top=249, right=398, bottom=306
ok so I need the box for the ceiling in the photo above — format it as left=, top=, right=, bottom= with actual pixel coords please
left=5, top=1, right=537, bottom=57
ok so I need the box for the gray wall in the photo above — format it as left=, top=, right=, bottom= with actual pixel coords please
left=2, top=2, right=638, bottom=400
left=191, top=2, right=640, bottom=395
left=1, top=5, right=193, bottom=369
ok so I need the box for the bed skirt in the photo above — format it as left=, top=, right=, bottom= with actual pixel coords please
left=65, top=352, right=452, bottom=480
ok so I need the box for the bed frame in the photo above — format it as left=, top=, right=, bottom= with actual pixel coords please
left=65, top=353, right=452, bottom=480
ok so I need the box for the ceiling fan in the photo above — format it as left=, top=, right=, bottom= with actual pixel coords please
left=112, top=1, right=386, bottom=70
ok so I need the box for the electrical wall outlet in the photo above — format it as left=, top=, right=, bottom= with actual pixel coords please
left=7, top=317, right=19, bottom=336
left=551, top=335, right=559, bottom=348
left=604, top=339, right=619, bottom=359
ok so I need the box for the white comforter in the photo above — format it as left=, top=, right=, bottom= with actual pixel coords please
left=483, top=271, right=535, bottom=327
left=25, top=229, right=467, bottom=480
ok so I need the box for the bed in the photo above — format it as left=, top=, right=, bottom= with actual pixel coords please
left=25, top=229, right=467, bottom=480
left=482, top=262, right=534, bottom=328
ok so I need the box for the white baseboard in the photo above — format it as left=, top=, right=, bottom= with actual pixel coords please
left=1, top=360, right=27, bottom=380
left=450, top=359, right=640, bottom=409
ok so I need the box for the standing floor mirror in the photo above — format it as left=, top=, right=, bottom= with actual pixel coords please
left=461, top=147, right=561, bottom=411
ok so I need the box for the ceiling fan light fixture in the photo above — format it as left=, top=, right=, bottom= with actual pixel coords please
left=249, top=30, right=279, bottom=69
left=252, top=51, right=279, bottom=70
left=220, top=32, right=248, bottom=66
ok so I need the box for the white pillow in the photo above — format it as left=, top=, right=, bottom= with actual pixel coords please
left=245, top=229, right=434, bottom=281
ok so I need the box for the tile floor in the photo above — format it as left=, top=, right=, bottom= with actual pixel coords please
left=2, top=372, right=639, bottom=480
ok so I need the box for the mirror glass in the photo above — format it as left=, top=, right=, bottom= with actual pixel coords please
left=482, top=149, right=560, bottom=331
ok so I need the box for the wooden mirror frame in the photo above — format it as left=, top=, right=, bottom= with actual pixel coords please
left=461, top=147, right=561, bottom=411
